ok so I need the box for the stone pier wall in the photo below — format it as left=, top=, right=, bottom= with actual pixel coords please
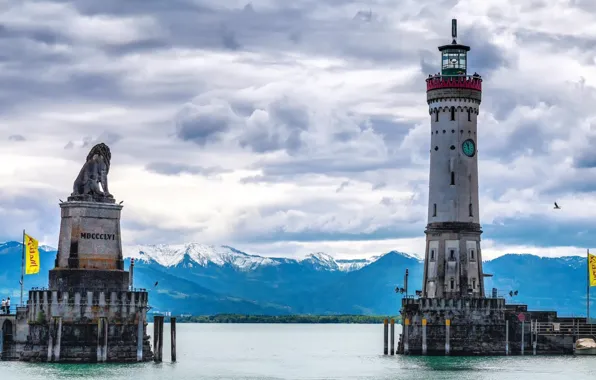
left=18, top=289, right=153, bottom=362
left=399, top=298, right=577, bottom=356
left=400, top=297, right=507, bottom=355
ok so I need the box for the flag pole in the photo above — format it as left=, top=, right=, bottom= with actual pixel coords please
left=588, top=248, right=591, bottom=323
left=21, top=229, right=25, bottom=307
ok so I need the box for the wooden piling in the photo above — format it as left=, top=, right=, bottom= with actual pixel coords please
left=153, top=316, right=164, bottom=362
left=383, top=318, right=388, bottom=355
left=390, top=319, right=395, bottom=355
left=153, top=317, right=158, bottom=362
left=158, top=316, right=164, bottom=362
left=171, top=317, right=177, bottom=362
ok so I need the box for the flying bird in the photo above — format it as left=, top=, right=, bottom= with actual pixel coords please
left=119, top=201, right=124, bottom=205
left=59, top=199, right=63, bottom=203
left=554, top=202, right=561, bottom=209
left=154, top=281, right=159, bottom=287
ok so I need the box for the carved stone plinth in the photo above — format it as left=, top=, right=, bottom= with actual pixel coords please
left=52, top=201, right=126, bottom=290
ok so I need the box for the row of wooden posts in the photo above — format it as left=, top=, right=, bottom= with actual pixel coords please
left=152, top=316, right=176, bottom=362
left=383, top=318, right=396, bottom=355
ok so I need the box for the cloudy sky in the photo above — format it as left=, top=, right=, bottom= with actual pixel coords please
left=1, top=0, right=596, bottom=260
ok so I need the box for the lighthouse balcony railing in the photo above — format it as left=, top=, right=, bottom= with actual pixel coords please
left=426, top=74, right=482, bottom=91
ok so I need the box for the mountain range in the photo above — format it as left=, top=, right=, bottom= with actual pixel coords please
left=0, top=241, right=591, bottom=317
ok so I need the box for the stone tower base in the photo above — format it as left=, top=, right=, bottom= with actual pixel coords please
left=398, top=298, right=576, bottom=356
left=399, top=297, right=506, bottom=355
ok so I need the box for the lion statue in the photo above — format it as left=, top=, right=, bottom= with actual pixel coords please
left=70, top=143, right=114, bottom=201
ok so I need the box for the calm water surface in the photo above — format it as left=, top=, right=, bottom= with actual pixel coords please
left=2, top=324, right=595, bottom=379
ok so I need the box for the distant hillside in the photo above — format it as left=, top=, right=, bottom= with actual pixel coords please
left=0, top=241, right=591, bottom=317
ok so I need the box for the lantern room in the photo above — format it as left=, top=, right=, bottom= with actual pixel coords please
left=438, top=19, right=470, bottom=76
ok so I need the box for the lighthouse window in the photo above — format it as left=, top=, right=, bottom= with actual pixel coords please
left=469, top=203, right=473, bottom=216
left=467, top=109, right=471, bottom=121
left=450, top=171, right=455, bottom=185
left=430, top=249, right=436, bottom=261
left=450, top=145, right=455, bottom=150
left=449, top=249, right=455, bottom=260
left=450, top=279, right=455, bottom=290
left=435, top=112, right=439, bottom=122
left=470, top=250, right=475, bottom=261
left=472, top=278, right=476, bottom=289
left=433, top=203, right=437, bottom=217
left=450, top=107, right=455, bottom=121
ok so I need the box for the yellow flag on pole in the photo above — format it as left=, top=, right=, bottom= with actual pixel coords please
left=590, top=253, right=596, bottom=287
left=24, top=234, right=40, bottom=275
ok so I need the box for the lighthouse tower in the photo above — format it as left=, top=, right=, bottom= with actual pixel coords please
left=422, top=19, right=485, bottom=299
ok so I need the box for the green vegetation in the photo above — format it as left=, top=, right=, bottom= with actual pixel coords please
left=151, top=314, right=402, bottom=324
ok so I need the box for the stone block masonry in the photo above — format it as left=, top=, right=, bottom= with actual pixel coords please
left=18, top=289, right=153, bottom=362
left=398, top=298, right=578, bottom=356
left=54, top=201, right=124, bottom=271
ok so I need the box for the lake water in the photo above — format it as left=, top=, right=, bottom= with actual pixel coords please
left=1, top=324, right=595, bottom=379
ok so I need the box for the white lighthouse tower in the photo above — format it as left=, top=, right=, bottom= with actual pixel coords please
left=422, top=19, right=485, bottom=299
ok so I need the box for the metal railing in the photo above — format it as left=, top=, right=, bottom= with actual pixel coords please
left=533, top=320, right=596, bottom=338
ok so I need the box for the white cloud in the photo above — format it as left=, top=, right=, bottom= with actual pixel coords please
left=2, top=0, right=596, bottom=259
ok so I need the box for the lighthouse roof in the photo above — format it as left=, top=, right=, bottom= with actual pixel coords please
left=438, top=41, right=470, bottom=52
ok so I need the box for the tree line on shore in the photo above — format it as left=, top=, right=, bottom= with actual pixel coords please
left=148, top=314, right=402, bottom=324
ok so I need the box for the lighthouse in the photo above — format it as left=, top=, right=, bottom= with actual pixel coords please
left=396, top=19, right=579, bottom=357
left=422, top=19, right=485, bottom=299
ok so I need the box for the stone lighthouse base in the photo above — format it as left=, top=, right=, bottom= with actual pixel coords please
left=398, top=298, right=577, bottom=356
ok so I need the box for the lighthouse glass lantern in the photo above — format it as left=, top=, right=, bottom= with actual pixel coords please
left=438, top=19, right=470, bottom=76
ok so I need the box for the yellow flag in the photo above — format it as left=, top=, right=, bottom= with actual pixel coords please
left=590, top=253, right=596, bottom=287
left=24, top=234, right=40, bottom=275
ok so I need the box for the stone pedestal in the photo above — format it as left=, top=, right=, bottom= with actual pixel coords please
left=14, top=198, right=153, bottom=363
left=50, top=201, right=128, bottom=291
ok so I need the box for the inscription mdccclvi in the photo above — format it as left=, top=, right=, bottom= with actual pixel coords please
left=80, top=232, right=116, bottom=240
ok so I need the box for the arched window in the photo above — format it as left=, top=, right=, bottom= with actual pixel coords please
left=467, top=109, right=471, bottom=121
left=450, top=171, right=455, bottom=185
left=450, top=106, right=455, bottom=121
left=435, top=111, right=439, bottom=122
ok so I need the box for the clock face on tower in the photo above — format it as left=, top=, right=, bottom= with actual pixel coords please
left=462, top=139, right=475, bottom=157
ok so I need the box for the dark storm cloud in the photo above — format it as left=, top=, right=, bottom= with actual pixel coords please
left=464, top=25, right=514, bottom=74
left=121, top=218, right=202, bottom=245
left=235, top=225, right=422, bottom=244
left=0, top=189, right=61, bottom=242
left=82, top=132, right=123, bottom=148
left=484, top=216, right=596, bottom=248
left=335, top=181, right=350, bottom=193
left=42, top=0, right=436, bottom=66
left=8, top=135, right=25, bottom=141
left=145, top=162, right=228, bottom=176
left=254, top=156, right=416, bottom=177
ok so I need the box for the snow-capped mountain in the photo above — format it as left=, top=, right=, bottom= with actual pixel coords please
left=123, top=243, right=378, bottom=272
